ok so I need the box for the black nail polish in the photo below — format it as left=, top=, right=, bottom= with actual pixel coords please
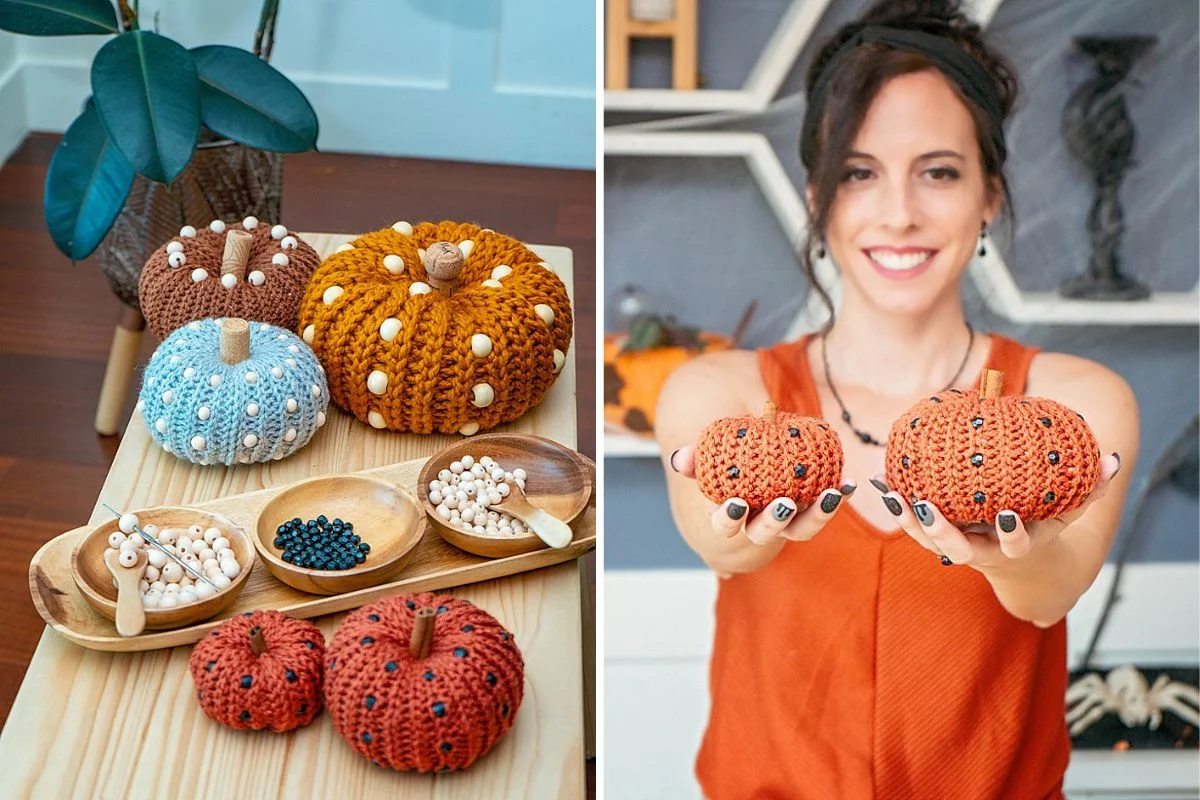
left=914, top=502, right=934, bottom=526
left=883, top=496, right=903, bottom=516
left=669, top=449, right=681, bottom=473
left=939, top=555, right=953, bottom=566
left=870, top=477, right=890, bottom=495
left=773, top=503, right=795, bottom=522
left=839, top=483, right=857, bottom=497
left=1112, top=452, right=1122, bottom=475
left=998, top=512, right=1017, bottom=533
left=820, top=493, right=842, bottom=514
left=727, top=502, right=747, bottom=521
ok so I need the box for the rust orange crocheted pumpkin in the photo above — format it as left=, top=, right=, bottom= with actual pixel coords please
left=188, top=610, right=325, bottom=732
left=139, top=218, right=321, bottom=340
left=298, top=221, right=572, bottom=435
left=884, top=369, right=1102, bottom=524
left=323, top=592, right=524, bottom=772
left=694, top=402, right=844, bottom=513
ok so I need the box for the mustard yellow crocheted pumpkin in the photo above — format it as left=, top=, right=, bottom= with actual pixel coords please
left=298, top=221, right=572, bottom=435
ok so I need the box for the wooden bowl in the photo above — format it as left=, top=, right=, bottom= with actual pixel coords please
left=416, top=433, right=594, bottom=558
left=71, top=507, right=255, bottom=632
left=253, top=474, right=424, bottom=595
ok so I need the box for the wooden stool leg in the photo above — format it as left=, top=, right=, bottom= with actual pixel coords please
left=94, top=305, right=146, bottom=436
left=606, top=0, right=631, bottom=89
left=673, top=0, right=698, bottom=90
left=579, top=554, right=596, bottom=759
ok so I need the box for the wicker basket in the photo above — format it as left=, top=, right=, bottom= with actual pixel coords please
left=92, top=140, right=283, bottom=311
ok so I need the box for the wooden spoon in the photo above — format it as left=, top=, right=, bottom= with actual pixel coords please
left=497, top=484, right=573, bottom=549
left=104, top=549, right=147, bottom=637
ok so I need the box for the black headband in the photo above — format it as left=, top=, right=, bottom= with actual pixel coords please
left=800, top=25, right=1007, bottom=166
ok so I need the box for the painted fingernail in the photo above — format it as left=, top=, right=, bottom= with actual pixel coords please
left=773, top=502, right=795, bottom=522
left=998, top=512, right=1017, bottom=533
left=914, top=502, right=934, bottom=527
left=839, top=483, right=857, bottom=497
left=883, top=496, right=903, bottom=516
left=939, top=555, right=953, bottom=566
left=869, top=477, right=890, bottom=495
left=726, top=501, right=747, bottom=521
left=820, top=492, right=842, bottom=514
left=669, top=449, right=681, bottom=472
left=1112, top=452, right=1121, bottom=475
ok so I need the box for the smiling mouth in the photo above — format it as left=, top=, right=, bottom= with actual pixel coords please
left=865, top=249, right=937, bottom=272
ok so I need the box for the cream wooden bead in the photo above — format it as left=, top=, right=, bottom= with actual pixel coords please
left=161, top=562, right=183, bottom=583
left=203, top=527, right=221, bottom=544
left=177, top=536, right=193, bottom=553
left=212, top=537, right=230, bottom=553
left=220, top=560, right=241, bottom=579
left=179, top=589, right=199, bottom=605
left=195, top=582, right=216, bottom=600
left=158, top=595, right=178, bottom=609
left=118, top=549, right=138, bottom=568
left=144, top=565, right=160, bottom=583
left=147, top=550, right=167, bottom=569
left=212, top=574, right=232, bottom=590
left=107, top=532, right=125, bottom=549
left=118, top=513, right=139, bottom=534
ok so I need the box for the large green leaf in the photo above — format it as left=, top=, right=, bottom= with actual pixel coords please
left=0, top=0, right=118, bottom=35
left=44, top=103, right=135, bottom=260
left=91, top=31, right=199, bottom=183
left=191, top=45, right=318, bottom=153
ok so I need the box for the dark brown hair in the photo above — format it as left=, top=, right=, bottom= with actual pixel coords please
left=799, top=0, right=1020, bottom=323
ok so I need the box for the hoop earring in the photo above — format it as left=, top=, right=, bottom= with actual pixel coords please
left=977, top=225, right=988, bottom=257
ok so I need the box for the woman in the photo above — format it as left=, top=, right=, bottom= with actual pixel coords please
left=655, top=1, right=1138, bottom=798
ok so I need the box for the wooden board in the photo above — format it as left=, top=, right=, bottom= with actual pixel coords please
left=29, top=455, right=596, bottom=652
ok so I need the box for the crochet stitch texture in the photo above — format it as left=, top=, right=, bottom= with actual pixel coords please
left=885, top=385, right=1102, bottom=524
left=138, top=318, right=329, bottom=466
left=188, top=610, right=325, bottom=732
left=298, top=221, right=573, bottom=435
left=139, top=220, right=320, bottom=340
left=324, top=592, right=524, bottom=772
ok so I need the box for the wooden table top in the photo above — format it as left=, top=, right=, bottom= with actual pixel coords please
left=0, top=233, right=586, bottom=799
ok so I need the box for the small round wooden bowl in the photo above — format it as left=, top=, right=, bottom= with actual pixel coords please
left=253, top=475, right=424, bottom=595
left=71, top=507, right=254, bottom=632
left=416, top=433, right=594, bottom=558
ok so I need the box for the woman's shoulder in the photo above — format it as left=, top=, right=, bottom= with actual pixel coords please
left=1025, top=349, right=1140, bottom=446
left=655, top=348, right=768, bottom=428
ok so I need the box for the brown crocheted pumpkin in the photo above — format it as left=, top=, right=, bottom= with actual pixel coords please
left=298, top=221, right=572, bottom=435
left=324, top=592, right=524, bottom=772
left=188, top=610, right=325, bottom=732
left=694, top=402, right=844, bottom=513
left=139, top=218, right=320, bottom=340
left=884, top=369, right=1102, bottom=524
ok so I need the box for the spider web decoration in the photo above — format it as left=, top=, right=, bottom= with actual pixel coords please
left=1066, top=666, right=1199, bottom=750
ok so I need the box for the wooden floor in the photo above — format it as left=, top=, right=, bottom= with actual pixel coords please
left=0, top=133, right=596, bottom=772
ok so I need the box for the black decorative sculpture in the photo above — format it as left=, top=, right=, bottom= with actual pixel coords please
left=1061, top=35, right=1157, bottom=300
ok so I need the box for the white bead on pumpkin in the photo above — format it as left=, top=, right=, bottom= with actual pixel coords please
left=367, top=411, right=386, bottom=429
left=155, top=418, right=168, bottom=434
left=245, top=371, right=257, bottom=384
left=481, top=279, right=503, bottom=289
left=367, top=371, right=388, bottom=395
left=534, top=304, right=555, bottom=326
left=248, top=270, right=266, bottom=286
left=553, top=349, right=566, bottom=373
left=270, top=367, right=283, bottom=379
left=285, top=398, right=298, bottom=413
left=272, top=253, right=289, bottom=267
left=323, top=286, right=343, bottom=305
left=190, top=435, right=206, bottom=451
left=166, top=241, right=184, bottom=255
left=471, top=383, right=494, bottom=408
left=242, top=216, right=258, bottom=229
left=221, top=273, right=237, bottom=290
left=303, top=325, right=315, bottom=344
left=379, top=318, right=403, bottom=342
left=209, top=220, right=226, bottom=233
left=392, top=221, right=413, bottom=235
left=408, top=282, right=432, bottom=296
left=383, top=255, right=404, bottom=274
left=191, top=268, right=208, bottom=283
left=168, top=251, right=187, bottom=268
left=491, top=265, right=513, bottom=280
left=243, top=434, right=259, bottom=448
left=471, top=334, right=493, bottom=358
left=271, top=224, right=287, bottom=240
left=180, top=225, right=196, bottom=238
left=281, top=235, right=298, bottom=250
left=209, top=375, right=222, bottom=387
left=246, top=402, right=259, bottom=416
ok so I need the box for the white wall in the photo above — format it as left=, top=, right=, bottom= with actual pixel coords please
left=3, top=0, right=595, bottom=169
left=605, top=565, right=1200, bottom=799
left=0, top=31, right=23, bottom=166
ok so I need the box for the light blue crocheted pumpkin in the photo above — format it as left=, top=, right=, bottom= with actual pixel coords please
left=138, top=318, right=330, bottom=465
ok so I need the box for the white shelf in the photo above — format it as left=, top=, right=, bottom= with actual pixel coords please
left=606, top=432, right=663, bottom=458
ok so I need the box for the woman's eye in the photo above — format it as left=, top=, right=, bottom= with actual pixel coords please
left=842, top=167, right=873, bottom=183
left=925, top=166, right=960, bottom=181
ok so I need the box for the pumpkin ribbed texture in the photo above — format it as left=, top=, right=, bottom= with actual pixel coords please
left=324, top=592, right=524, bottom=772
left=139, top=222, right=320, bottom=339
left=188, top=610, right=325, bottom=732
left=298, top=222, right=572, bottom=435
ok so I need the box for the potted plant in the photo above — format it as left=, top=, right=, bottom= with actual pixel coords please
left=0, top=0, right=318, bottom=306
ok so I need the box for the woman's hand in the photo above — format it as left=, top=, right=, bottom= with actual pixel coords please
left=869, top=452, right=1123, bottom=568
left=669, top=443, right=855, bottom=547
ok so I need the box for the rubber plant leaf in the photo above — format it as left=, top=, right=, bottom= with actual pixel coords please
left=191, top=45, right=319, bottom=153
left=44, top=102, right=135, bottom=260
left=0, top=0, right=119, bottom=35
left=91, top=30, right=200, bottom=183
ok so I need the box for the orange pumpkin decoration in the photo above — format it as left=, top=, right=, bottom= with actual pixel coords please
left=694, top=402, right=844, bottom=512
left=884, top=369, right=1102, bottom=524
left=188, top=610, right=325, bottom=732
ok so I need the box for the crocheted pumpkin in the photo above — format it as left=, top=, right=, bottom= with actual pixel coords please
left=298, top=221, right=572, bottom=435
left=324, top=592, right=524, bottom=772
left=188, top=610, right=325, bottom=732
left=884, top=369, right=1102, bottom=524
left=139, top=218, right=320, bottom=340
left=138, top=317, right=329, bottom=465
left=604, top=314, right=732, bottom=434
left=694, top=402, right=844, bottom=513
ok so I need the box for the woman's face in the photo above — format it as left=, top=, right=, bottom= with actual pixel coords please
left=820, top=69, right=1000, bottom=317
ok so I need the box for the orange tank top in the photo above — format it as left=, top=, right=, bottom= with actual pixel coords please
left=696, top=333, right=1070, bottom=800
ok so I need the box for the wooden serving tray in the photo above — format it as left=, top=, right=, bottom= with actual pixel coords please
left=28, top=455, right=596, bottom=652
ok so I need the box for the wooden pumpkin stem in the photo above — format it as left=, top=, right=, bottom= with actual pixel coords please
left=409, top=607, right=436, bottom=659
left=221, top=229, right=254, bottom=282
left=220, top=317, right=251, bottom=365
left=423, top=242, right=465, bottom=295
left=980, top=369, right=1004, bottom=400
left=762, top=400, right=777, bottom=421
left=248, top=625, right=267, bottom=656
